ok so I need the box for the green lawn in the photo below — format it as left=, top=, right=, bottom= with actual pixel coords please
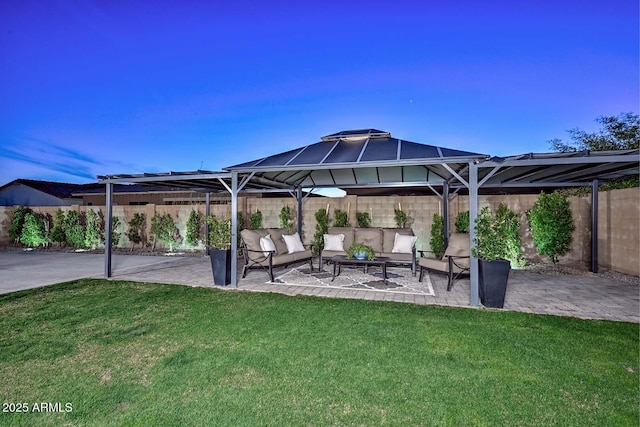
left=0, top=279, right=638, bottom=426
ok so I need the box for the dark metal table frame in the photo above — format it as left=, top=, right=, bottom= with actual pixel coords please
left=331, top=256, right=390, bottom=285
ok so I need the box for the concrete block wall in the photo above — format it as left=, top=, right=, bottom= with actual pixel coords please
left=0, top=188, right=638, bottom=276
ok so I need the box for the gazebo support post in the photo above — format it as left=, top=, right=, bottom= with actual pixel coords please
left=205, top=192, right=210, bottom=254
left=443, top=181, right=450, bottom=247
left=230, top=172, right=238, bottom=288
left=104, top=181, right=113, bottom=278
left=468, top=162, right=479, bottom=306
left=296, top=187, right=303, bottom=237
left=591, top=179, right=599, bottom=273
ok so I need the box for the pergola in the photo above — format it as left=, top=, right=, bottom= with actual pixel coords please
left=99, top=129, right=639, bottom=306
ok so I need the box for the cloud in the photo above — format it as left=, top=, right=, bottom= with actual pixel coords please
left=0, top=138, right=103, bottom=181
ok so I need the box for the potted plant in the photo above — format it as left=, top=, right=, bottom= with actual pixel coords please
left=207, top=215, right=232, bottom=286
left=346, top=242, right=376, bottom=261
left=472, top=206, right=511, bottom=308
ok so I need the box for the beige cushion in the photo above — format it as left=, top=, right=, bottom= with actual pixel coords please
left=419, top=257, right=468, bottom=273
left=259, top=235, right=276, bottom=256
left=267, top=228, right=289, bottom=255
left=392, top=233, right=417, bottom=253
left=381, top=252, right=413, bottom=262
left=444, top=233, right=470, bottom=257
left=324, top=234, right=345, bottom=251
left=382, top=228, right=413, bottom=252
left=328, top=227, right=355, bottom=248
left=355, top=228, right=382, bottom=252
left=241, top=229, right=264, bottom=253
left=283, top=233, right=305, bottom=253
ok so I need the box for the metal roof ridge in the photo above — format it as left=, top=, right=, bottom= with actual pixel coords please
left=318, top=140, right=341, bottom=164
left=356, top=138, right=370, bottom=162
left=284, top=144, right=310, bottom=166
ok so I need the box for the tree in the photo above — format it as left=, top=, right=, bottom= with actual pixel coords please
left=429, top=213, right=445, bottom=259
left=9, top=206, right=31, bottom=243
left=185, top=209, right=202, bottom=247
left=64, top=210, right=85, bottom=248
left=549, top=112, right=639, bottom=152
left=151, top=213, right=179, bottom=251
left=50, top=209, right=66, bottom=245
left=20, top=212, right=49, bottom=247
left=84, top=209, right=102, bottom=249
left=127, top=213, right=145, bottom=249
left=526, top=192, right=575, bottom=264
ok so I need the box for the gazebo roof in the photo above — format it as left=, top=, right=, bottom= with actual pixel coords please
left=226, top=129, right=488, bottom=189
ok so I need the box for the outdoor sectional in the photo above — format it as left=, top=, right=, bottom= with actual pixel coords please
left=319, top=227, right=417, bottom=275
left=240, top=228, right=314, bottom=282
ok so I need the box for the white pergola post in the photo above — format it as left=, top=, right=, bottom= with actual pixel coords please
left=230, top=172, right=238, bottom=288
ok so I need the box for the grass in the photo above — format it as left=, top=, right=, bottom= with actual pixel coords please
left=0, top=279, right=638, bottom=426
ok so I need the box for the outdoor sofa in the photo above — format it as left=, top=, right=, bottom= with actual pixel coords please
left=240, top=228, right=314, bottom=282
left=319, top=227, right=418, bottom=275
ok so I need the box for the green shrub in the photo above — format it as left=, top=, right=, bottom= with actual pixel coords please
left=127, top=213, right=145, bottom=248
left=185, top=209, right=202, bottom=247
left=206, top=215, right=231, bottom=249
left=495, top=204, right=526, bottom=268
left=64, top=211, right=85, bottom=248
left=280, top=206, right=295, bottom=231
left=50, top=209, right=66, bottom=245
left=394, top=209, right=407, bottom=228
left=527, top=192, right=575, bottom=264
left=84, top=209, right=102, bottom=249
left=312, top=209, right=331, bottom=254
left=355, top=212, right=371, bottom=228
left=20, top=212, right=49, bottom=247
left=110, top=217, right=122, bottom=248
left=9, top=206, right=31, bottom=243
left=430, top=213, right=445, bottom=258
left=455, top=210, right=470, bottom=233
left=151, top=213, right=179, bottom=251
left=250, top=210, right=263, bottom=230
left=333, top=209, right=350, bottom=227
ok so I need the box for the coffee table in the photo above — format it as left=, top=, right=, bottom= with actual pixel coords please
left=331, top=255, right=390, bottom=285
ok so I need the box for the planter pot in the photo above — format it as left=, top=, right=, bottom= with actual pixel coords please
left=209, top=249, right=231, bottom=286
left=355, top=251, right=367, bottom=260
left=479, top=259, right=510, bottom=308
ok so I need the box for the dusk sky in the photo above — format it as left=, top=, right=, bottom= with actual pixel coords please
left=1, top=0, right=638, bottom=186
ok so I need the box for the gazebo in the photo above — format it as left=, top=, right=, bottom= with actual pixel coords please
left=99, top=129, right=639, bottom=306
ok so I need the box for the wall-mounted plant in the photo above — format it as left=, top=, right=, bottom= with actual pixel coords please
left=430, top=213, right=445, bottom=258
left=250, top=210, right=263, bottom=230
left=356, top=211, right=371, bottom=228
left=334, top=209, right=350, bottom=227
left=455, top=210, right=470, bottom=233
left=127, top=212, right=145, bottom=250
left=526, top=192, right=575, bottom=264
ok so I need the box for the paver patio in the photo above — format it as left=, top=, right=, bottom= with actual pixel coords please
left=108, top=255, right=639, bottom=323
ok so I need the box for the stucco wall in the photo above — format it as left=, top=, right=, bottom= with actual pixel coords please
left=1, top=189, right=638, bottom=276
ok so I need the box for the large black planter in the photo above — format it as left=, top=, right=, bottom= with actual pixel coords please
left=479, top=259, right=510, bottom=308
left=209, top=249, right=231, bottom=286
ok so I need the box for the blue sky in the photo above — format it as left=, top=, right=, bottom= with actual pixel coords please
left=1, top=0, right=638, bottom=186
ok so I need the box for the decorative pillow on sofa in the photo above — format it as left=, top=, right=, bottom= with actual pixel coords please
left=323, top=233, right=345, bottom=251
left=259, top=234, right=277, bottom=256
left=283, top=233, right=306, bottom=253
left=392, top=233, right=417, bottom=254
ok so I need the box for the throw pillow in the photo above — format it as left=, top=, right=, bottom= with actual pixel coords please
left=259, top=234, right=277, bottom=256
left=283, top=233, right=306, bottom=253
left=392, top=233, right=417, bottom=254
left=323, top=233, right=345, bottom=251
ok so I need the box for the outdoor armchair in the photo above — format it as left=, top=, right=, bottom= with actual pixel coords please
left=418, top=233, right=470, bottom=291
